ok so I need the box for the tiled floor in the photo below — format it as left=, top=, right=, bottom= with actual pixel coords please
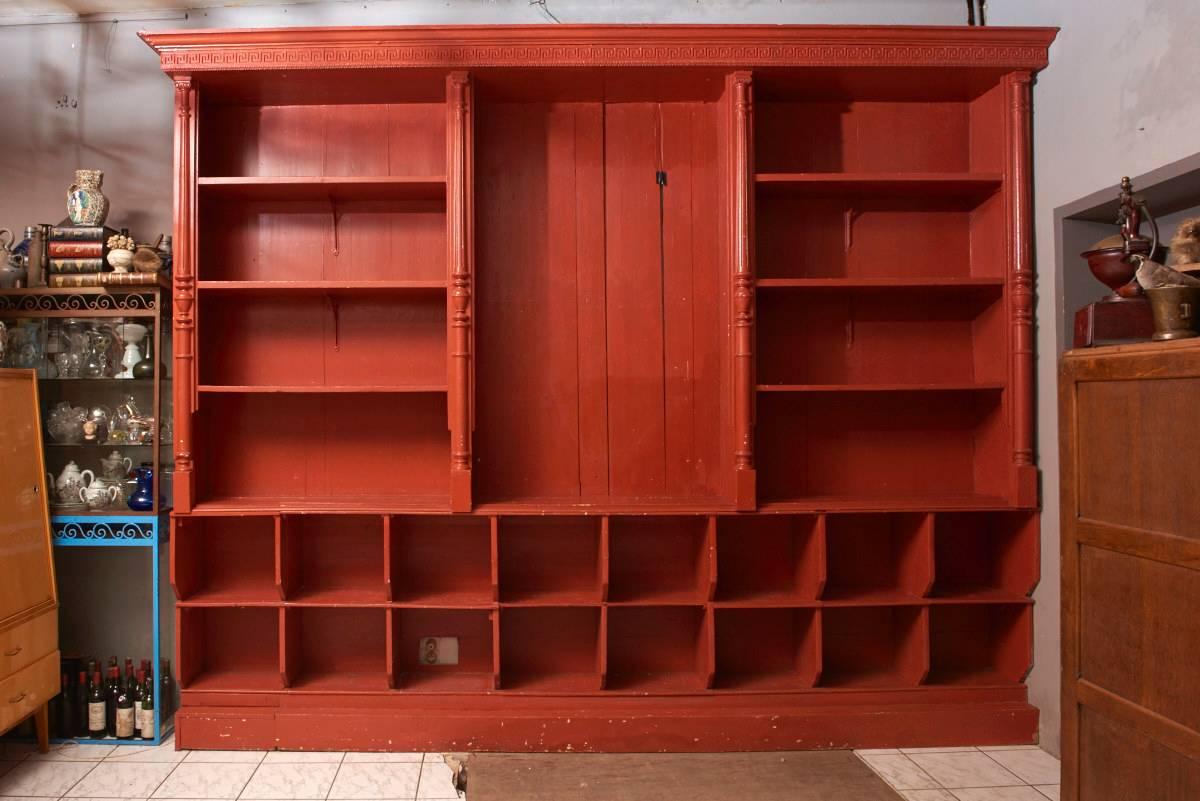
left=0, top=738, right=1060, bottom=801
left=0, top=739, right=460, bottom=801
left=855, top=745, right=1061, bottom=801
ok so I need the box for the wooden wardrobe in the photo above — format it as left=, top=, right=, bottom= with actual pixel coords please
left=141, top=24, right=1056, bottom=752
left=0, top=370, right=60, bottom=751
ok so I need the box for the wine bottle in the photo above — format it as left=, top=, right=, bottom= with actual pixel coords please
left=133, top=669, right=145, bottom=737
left=139, top=670, right=155, bottom=740
left=105, top=666, right=120, bottom=737
left=75, top=670, right=89, bottom=737
left=115, top=675, right=135, bottom=740
left=160, top=659, right=174, bottom=720
left=87, top=672, right=106, bottom=739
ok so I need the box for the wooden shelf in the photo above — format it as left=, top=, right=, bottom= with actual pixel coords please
left=198, top=385, right=448, bottom=394
left=755, top=277, right=1005, bottom=290
left=197, top=175, right=447, bottom=201
left=186, top=667, right=284, bottom=692
left=190, top=496, right=451, bottom=514
left=500, top=672, right=602, bottom=693
left=289, top=670, right=392, bottom=693
left=394, top=672, right=495, bottom=692
left=757, top=383, right=1004, bottom=394
left=197, top=280, right=446, bottom=292
left=755, top=172, right=1003, bottom=200
left=758, top=495, right=1016, bottom=513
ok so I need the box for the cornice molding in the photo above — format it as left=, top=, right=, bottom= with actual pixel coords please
left=139, top=25, right=1057, bottom=73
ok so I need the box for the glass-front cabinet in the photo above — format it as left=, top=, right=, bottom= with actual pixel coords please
left=0, top=281, right=175, bottom=745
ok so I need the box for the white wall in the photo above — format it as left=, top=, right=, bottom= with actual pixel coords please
left=989, top=0, right=1200, bottom=757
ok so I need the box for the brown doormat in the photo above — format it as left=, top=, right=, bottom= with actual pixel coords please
left=463, top=751, right=903, bottom=801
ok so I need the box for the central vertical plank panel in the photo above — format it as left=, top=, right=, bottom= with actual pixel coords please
left=475, top=103, right=606, bottom=502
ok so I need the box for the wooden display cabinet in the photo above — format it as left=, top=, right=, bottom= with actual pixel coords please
left=144, top=24, right=1053, bottom=752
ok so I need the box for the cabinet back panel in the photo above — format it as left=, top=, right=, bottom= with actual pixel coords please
left=475, top=101, right=726, bottom=503
left=755, top=101, right=969, bottom=174
left=200, top=103, right=446, bottom=177
left=195, top=394, right=449, bottom=501
left=394, top=609, right=494, bottom=676
left=200, top=198, right=446, bottom=283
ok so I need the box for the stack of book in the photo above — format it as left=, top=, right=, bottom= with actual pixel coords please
left=48, top=224, right=115, bottom=276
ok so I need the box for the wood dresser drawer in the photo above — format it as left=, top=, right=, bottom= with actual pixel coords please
left=0, top=611, right=57, bottom=680
left=0, top=650, right=59, bottom=734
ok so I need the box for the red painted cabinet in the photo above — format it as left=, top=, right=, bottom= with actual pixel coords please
left=142, top=24, right=1055, bottom=752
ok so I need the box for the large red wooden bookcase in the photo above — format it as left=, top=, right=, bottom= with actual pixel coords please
left=141, top=24, right=1055, bottom=752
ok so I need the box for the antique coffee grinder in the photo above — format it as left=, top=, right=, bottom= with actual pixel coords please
left=1074, top=177, right=1160, bottom=346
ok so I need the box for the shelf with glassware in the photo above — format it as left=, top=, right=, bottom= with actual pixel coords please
left=0, top=282, right=175, bottom=745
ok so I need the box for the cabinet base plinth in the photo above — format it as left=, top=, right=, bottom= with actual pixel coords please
left=174, top=698, right=1036, bottom=752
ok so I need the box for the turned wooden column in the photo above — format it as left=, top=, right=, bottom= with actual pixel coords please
left=172, top=74, right=197, bottom=513
left=1005, top=71, right=1037, bottom=506
left=447, top=71, right=474, bottom=512
left=728, top=71, right=757, bottom=510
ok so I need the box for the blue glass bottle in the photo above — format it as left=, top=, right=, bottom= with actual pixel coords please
left=128, top=466, right=154, bottom=511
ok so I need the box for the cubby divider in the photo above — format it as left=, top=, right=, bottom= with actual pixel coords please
left=607, top=516, right=714, bottom=604
left=498, top=517, right=603, bottom=604
left=390, top=607, right=497, bottom=691
left=283, top=605, right=389, bottom=691
left=280, top=514, right=388, bottom=604
left=713, top=607, right=821, bottom=690
left=823, top=513, right=933, bottom=602
left=606, top=606, right=710, bottom=692
left=172, top=515, right=279, bottom=603
left=716, top=514, right=824, bottom=602
left=931, top=512, right=1038, bottom=600
left=926, top=603, right=1031, bottom=686
left=178, top=605, right=284, bottom=691
left=499, top=606, right=603, bottom=692
left=389, top=515, right=493, bottom=605
left=820, top=605, right=928, bottom=688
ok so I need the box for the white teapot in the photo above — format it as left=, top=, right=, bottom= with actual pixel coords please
left=79, top=482, right=119, bottom=510
left=47, top=461, right=93, bottom=507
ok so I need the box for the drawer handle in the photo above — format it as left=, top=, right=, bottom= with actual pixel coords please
left=4, top=646, right=21, bottom=656
left=9, top=692, right=26, bottom=704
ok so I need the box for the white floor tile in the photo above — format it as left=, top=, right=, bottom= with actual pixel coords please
left=104, top=740, right=186, bottom=764
left=0, top=745, right=34, bottom=762
left=855, top=748, right=902, bottom=756
left=901, top=747, right=979, bottom=754
left=66, top=762, right=176, bottom=798
left=0, top=766, right=18, bottom=780
left=260, top=753, right=343, bottom=765
left=240, top=763, right=339, bottom=799
left=858, top=754, right=941, bottom=791
left=183, top=752, right=265, bottom=765
left=328, top=763, right=421, bottom=799
left=342, top=754, right=423, bottom=764
left=978, top=745, right=1039, bottom=752
left=415, top=760, right=459, bottom=799
left=900, top=792, right=958, bottom=801
left=908, top=752, right=1024, bottom=789
left=153, top=763, right=258, bottom=799
left=950, top=789, right=1052, bottom=801
left=984, top=749, right=1061, bottom=785
left=0, top=759, right=96, bottom=797
left=28, top=744, right=116, bottom=762
left=1034, top=786, right=1060, bottom=800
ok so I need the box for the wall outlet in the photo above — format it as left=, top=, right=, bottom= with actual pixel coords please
left=419, top=637, right=459, bottom=666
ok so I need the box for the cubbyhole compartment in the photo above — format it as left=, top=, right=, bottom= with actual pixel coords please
left=497, top=517, right=603, bottom=604
left=757, top=288, right=1005, bottom=387
left=713, top=608, right=820, bottom=690
left=284, top=606, right=389, bottom=691
left=606, top=606, right=710, bottom=692
left=193, top=393, right=450, bottom=508
left=200, top=101, right=448, bottom=179
left=179, top=606, right=282, bottom=691
left=931, top=513, right=1039, bottom=600
left=280, top=515, right=387, bottom=604
left=391, top=608, right=496, bottom=691
left=716, top=515, right=824, bottom=602
left=172, top=515, right=278, bottom=603
left=197, top=292, right=447, bottom=390
left=820, top=606, right=927, bottom=688
left=824, top=514, right=932, bottom=603
left=757, top=391, right=1009, bottom=506
left=389, top=516, right=494, bottom=605
left=927, top=604, right=1030, bottom=686
left=608, top=516, right=713, bottom=604
left=499, top=607, right=602, bottom=692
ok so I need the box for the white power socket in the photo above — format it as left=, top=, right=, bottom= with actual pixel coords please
left=419, top=637, right=459, bottom=666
